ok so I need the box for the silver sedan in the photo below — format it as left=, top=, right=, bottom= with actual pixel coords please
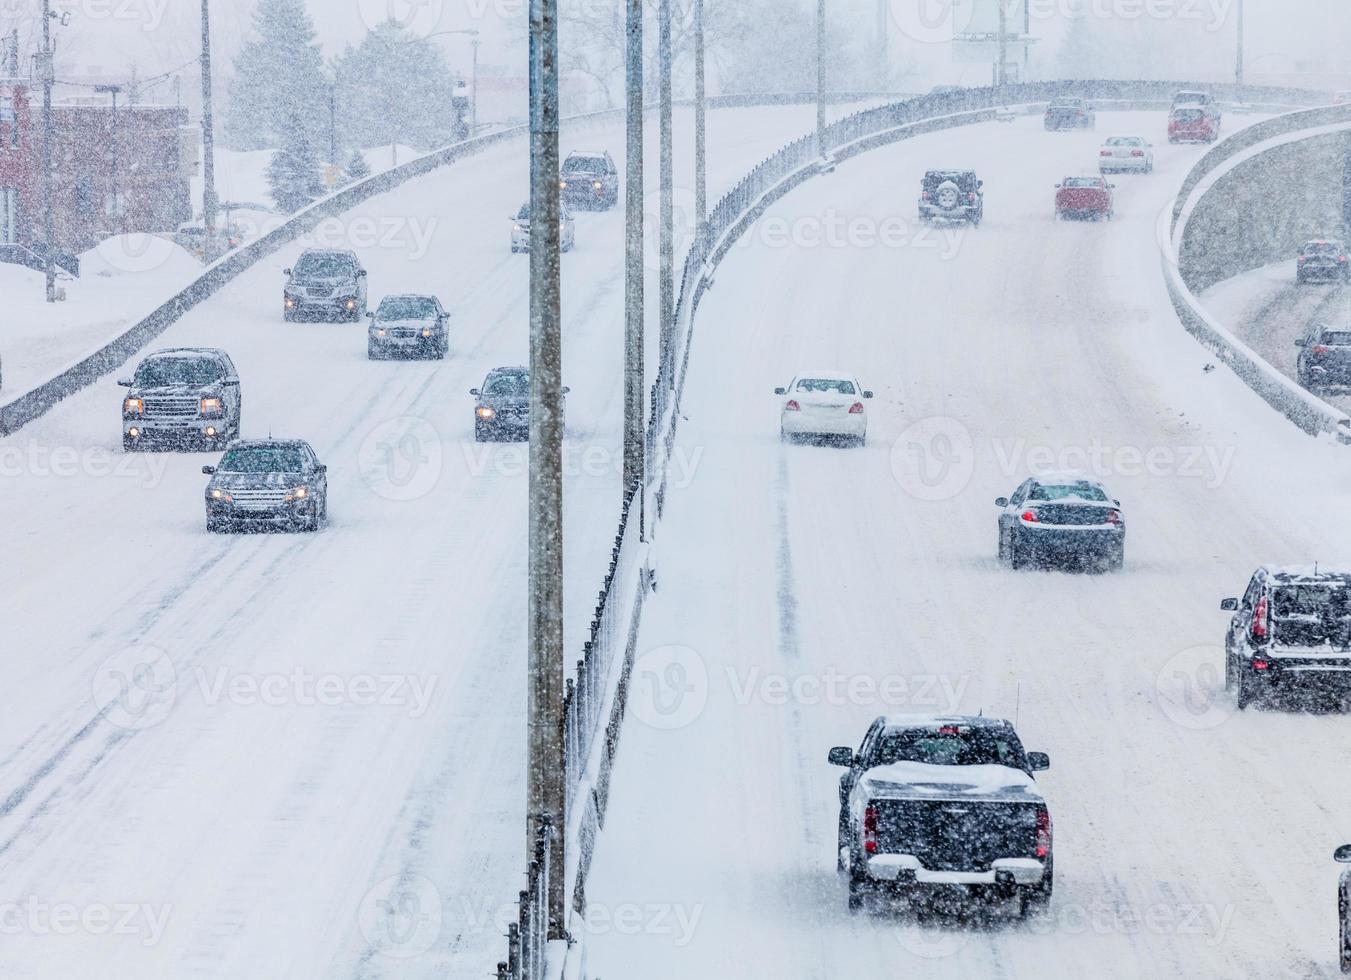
left=1098, top=135, right=1154, bottom=174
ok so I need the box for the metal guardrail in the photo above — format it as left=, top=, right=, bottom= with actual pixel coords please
left=496, top=78, right=1336, bottom=980
left=1160, top=114, right=1351, bottom=443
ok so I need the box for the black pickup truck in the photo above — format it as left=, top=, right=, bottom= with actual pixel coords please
left=830, top=715, right=1053, bottom=916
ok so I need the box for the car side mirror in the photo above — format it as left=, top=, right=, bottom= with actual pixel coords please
left=1220, top=598, right=1238, bottom=611
left=116, top=378, right=132, bottom=387
left=1295, top=338, right=1307, bottom=347
left=222, top=378, right=240, bottom=386
left=202, top=465, right=216, bottom=475
left=366, top=311, right=376, bottom=319
left=1054, top=183, right=1062, bottom=189
left=357, top=269, right=367, bottom=277
left=863, top=391, right=874, bottom=399
left=995, top=497, right=1009, bottom=507
left=1336, top=844, right=1351, bottom=863
left=283, top=268, right=291, bottom=276
left=1027, top=752, right=1050, bottom=772
left=774, top=387, right=786, bottom=395
left=1109, top=183, right=1117, bottom=189
left=977, top=180, right=984, bottom=188
left=562, top=386, right=571, bottom=395
left=315, top=464, right=327, bottom=475
left=828, top=747, right=854, bottom=767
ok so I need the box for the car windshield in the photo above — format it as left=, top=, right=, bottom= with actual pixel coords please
left=134, top=357, right=223, bottom=387
left=1029, top=481, right=1109, bottom=501
left=795, top=378, right=856, bottom=395
left=378, top=297, right=437, bottom=320
left=218, top=447, right=308, bottom=474
left=1321, top=332, right=1351, bottom=345
left=485, top=374, right=529, bottom=396
left=874, top=727, right=1028, bottom=769
left=1105, top=137, right=1141, bottom=146
left=1172, top=108, right=1205, bottom=122
left=563, top=155, right=606, bottom=174
left=294, top=252, right=355, bottom=278
left=1063, top=178, right=1102, bottom=188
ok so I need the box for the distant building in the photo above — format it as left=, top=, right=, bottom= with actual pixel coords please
left=0, top=80, right=193, bottom=256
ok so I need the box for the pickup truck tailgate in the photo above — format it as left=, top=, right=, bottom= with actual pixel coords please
left=874, top=799, right=1040, bottom=872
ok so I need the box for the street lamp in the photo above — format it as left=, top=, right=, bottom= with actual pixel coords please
left=422, top=29, right=481, bottom=137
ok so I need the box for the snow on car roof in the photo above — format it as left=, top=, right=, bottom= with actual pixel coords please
left=794, top=369, right=857, bottom=381
left=1031, top=469, right=1106, bottom=487
left=1264, top=565, right=1351, bottom=584
left=146, top=347, right=226, bottom=360
left=878, top=713, right=1012, bottom=730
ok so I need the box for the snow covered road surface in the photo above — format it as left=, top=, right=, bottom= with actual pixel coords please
left=0, top=104, right=826, bottom=980
left=586, top=111, right=1351, bottom=978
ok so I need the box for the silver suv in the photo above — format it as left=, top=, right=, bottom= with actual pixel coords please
left=283, top=248, right=368, bottom=322
left=119, top=348, right=242, bottom=452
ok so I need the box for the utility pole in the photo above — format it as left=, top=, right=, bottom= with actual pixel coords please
left=658, top=0, right=674, bottom=388
left=997, top=0, right=1008, bottom=88
left=7, top=29, right=17, bottom=77
left=95, top=85, right=122, bottom=234
left=40, top=0, right=55, bottom=303
left=200, top=0, right=220, bottom=265
left=623, top=0, right=644, bottom=499
left=526, top=0, right=565, bottom=939
left=471, top=37, right=480, bottom=135
left=328, top=84, right=338, bottom=164
left=1235, top=0, right=1244, bottom=86
left=816, top=0, right=826, bottom=155
left=694, top=0, right=706, bottom=237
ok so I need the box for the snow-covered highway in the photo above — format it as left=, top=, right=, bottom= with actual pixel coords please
left=586, top=111, right=1351, bottom=978
left=0, top=104, right=832, bottom=980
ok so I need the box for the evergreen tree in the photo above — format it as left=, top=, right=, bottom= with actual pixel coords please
left=345, top=150, right=372, bottom=182
left=332, top=20, right=459, bottom=153
left=266, top=115, right=325, bottom=213
left=224, top=0, right=329, bottom=150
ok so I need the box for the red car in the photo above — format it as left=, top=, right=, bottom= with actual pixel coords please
left=1054, top=176, right=1114, bottom=221
left=1168, top=107, right=1219, bottom=143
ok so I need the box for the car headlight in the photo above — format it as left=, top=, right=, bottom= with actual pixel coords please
left=593, top=180, right=603, bottom=190
left=284, top=296, right=297, bottom=309
left=284, top=486, right=309, bottom=502
left=476, top=406, right=495, bottom=419
left=210, top=488, right=232, bottom=503
left=514, top=224, right=523, bottom=232
left=559, top=180, right=568, bottom=189
left=375, top=328, right=386, bottom=337
left=123, top=397, right=144, bottom=416
left=422, top=327, right=433, bottom=338
left=345, top=298, right=357, bottom=310
left=200, top=397, right=224, bottom=417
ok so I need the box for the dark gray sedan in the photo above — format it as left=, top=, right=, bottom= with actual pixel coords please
left=203, top=440, right=328, bottom=533
left=470, top=367, right=568, bottom=442
left=996, top=473, right=1124, bottom=572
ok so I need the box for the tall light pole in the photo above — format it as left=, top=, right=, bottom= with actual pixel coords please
left=94, top=85, right=122, bottom=234
left=816, top=0, right=827, bottom=155
left=694, top=0, right=706, bottom=236
left=623, top=0, right=644, bottom=498
left=659, top=0, right=674, bottom=388
left=200, top=0, right=220, bottom=264
left=526, top=0, right=565, bottom=938
left=997, top=0, right=1008, bottom=87
left=1235, top=0, right=1244, bottom=86
left=40, top=0, right=56, bottom=303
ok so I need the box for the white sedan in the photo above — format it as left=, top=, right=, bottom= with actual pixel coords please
left=1098, top=135, right=1154, bottom=174
left=775, top=371, right=873, bottom=446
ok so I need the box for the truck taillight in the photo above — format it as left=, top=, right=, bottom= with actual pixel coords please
left=1035, top=807, right=1051, bottom=858
left=864, top=806, right=879, bottom=854
left=848, top=402, right=864, bottom=414
left=1251, top=595, right=1269, bottom=641
left=785, top=399, right=801, bottom=412
left=1314, top=344, right=1332, bottom=354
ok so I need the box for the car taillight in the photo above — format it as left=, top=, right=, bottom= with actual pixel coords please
left=863, top=806, right=879, bottom=855
left=1100, top=149, right=1112, bottom=156
left=848, top=402, right=864, bottom=414
left=1298, top=255, right=1307, bottom=263
left=1106, top=509, right=1122, bottom=525
left=1252, top=659, right=1271, bottom=671
left=1035, top=807, right=1051, bottom=858
left=1340, top=256, right=1348, bottom=263
left=1021, top=509, right=1039, bottom=523
left=1314, top=344, right=1331, bottom=354
left=1131, top=149, right=1144, bottom=156
left=785, top=399, right=800, bottom=411
left=967, top=192, right=976, bottom=204
left=1251, top=596, right=1268, bottom=641
left=922, top=190, right=930, bottom=200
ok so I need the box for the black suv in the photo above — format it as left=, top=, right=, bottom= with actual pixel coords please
left=1296, top=323, right=1351, bottom=390
left=1221, top=566, right=1351, bottom=709
left=830, top=715, right=1052, bottom=917
left=918, top=170, right=983, bottom=226
left=559, top=150, right=619, bottom=210
left=1044, top=98, right=1095, bottom=130
left=118, top=348, right=241, bottom=452
left=470, top=367, right=568, bottom=442
left=1296, top=240, right=1349, bottom=284
left=283, top=248, right=368, bottom=322
left=203, top=440, right=328, bottom=533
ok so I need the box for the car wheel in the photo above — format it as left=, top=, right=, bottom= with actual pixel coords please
left=1236, top=670, right=1257, bottom=710
left=1340, top=879, right=1351, bottom=973
left=780, top=427, right=794, bottom=444
left=475, top=421, right=493, bottom=443
left=207, top=519, right=225, bottom=534
left=1107, top=545, right=1124, bottom=573
left=122, top=435, right=137, bottom=453
left=847, top=860, right=876, bottom=914
left=1020, top=862, right=1053, bottom=918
